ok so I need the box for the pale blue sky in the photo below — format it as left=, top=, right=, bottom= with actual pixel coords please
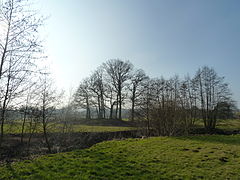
left=38, top=0, right=240, bottom=107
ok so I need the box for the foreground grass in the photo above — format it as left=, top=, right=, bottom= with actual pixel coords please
left=1, top=135, right=240, bottom=179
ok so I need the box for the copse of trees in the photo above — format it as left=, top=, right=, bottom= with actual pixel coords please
left=194, top=66, right=232, bottom=130
left=74, top=60, right=235, bottom=135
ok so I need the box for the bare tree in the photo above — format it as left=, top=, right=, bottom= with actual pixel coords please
left=19, top=80, right=40, bottom=144
left=26, top=106, right=41, bottom=153
left=59, top=89, right=75, bottom=133
left=89, top=68, right=106, bottom=119
left=74, top=78, right=92, bottom=119
left=0, top=0, right=44, bottom=145
left=0, top=0, right=44, bottom=78
left=183, top=75, right=199, bottom=126
left=137, top=76, right=194, bottom=136
left=129, top=69, right=148, bottom=121
left=0, top=50, right=35, bottom=145
left=136, top=78, right=155, bottom=135
left=194, top=66, right=232, bottom=130
left=103, top=59, right=133, bottom=120
left=38, top=74, right=60, bottom=153
left=104, top=83, right=116, bottom=119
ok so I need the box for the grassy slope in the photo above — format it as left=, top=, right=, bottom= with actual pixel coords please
left=1, top=135, right=240, bottom=179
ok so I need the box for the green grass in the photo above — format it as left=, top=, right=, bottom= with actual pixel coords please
left=3, top=122, right=135, bottom=134
left=5, top=118, right=240, bottom=134
left=1, top=135, right=240, bottom=179
left=193, top=118, right=240, bottom=131
left=71, top=125, right=135, bottom=132
left=216, top=119, right=240, bottom=130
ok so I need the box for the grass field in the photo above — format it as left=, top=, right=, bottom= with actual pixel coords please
left=3, top=121, right=135, bottom=134
left=5, top=118, right=240, bottom=134
left=1, top=135, right=240, bottom=179
left=216, top=119, right=240, bottom=130
left=192, top=119, right=240, bottom=131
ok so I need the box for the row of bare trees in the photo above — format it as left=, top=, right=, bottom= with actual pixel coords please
left=73, top=59, right=149, bottom=121
left=74, top=60, right=235, bottom=134
left=136, top=68, right=234, bottom=135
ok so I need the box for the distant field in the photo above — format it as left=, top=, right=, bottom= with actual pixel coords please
left=71, top=125, right=136, bottom=133
left=3, top=120, right=135, bottom=134
left=193, top=119, right=240, bottom=131
left=1, top=135, right=240, bottom=179
left=4, top=118, right=240, bottom=134
left=216, top=119, right=240, bottom=130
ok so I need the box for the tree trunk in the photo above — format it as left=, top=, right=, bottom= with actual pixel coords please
left=86, top=97, right=91, bottom=119
left=21, top=108, right=28, bottom=144
left=0, top=108, right=6, bottom=146
left=119, top=86, right=122, bottom=120
left=115, top=95, right=119, bottom=119
left=110, top=104, right=113, bottom=119
left=42, top=93, right=51, bottom=153
left=131, top=85, right=136, bottom=121
left=0, top=73, right=11, bottom=146
left=43, top=123, right=51, bottom=153
left=27, top=117, right=37, bottom=154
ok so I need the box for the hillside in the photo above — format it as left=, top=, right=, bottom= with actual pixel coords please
left=1, top=135, right=240, bottom=179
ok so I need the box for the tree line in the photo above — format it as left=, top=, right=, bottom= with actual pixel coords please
left=73, top=59, right=235, bottom=135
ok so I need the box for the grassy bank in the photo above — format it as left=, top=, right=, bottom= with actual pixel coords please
left=1, top=135, right=240, bottom=179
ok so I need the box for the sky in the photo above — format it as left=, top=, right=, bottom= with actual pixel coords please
left=37, top=0, right=240, bottom=107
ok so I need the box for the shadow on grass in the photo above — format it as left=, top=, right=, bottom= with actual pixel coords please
left=173, top=134, right=240, bottom=146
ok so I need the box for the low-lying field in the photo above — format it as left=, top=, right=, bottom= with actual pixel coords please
left=1, top=135, right=240, bottom=179
left=3, top=120, right=135, bottom=134
left=4, top=118, right=240, bottom=135
left=4, top=118, right=240, bottom=134
left=4, top=123, right=135, bottom=134
left=216, top=119, right=240, bottom=131
left=191, top=119, right=240, bottom=131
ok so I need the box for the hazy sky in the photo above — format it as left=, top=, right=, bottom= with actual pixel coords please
left=37, top=0, right=240, bottom=107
